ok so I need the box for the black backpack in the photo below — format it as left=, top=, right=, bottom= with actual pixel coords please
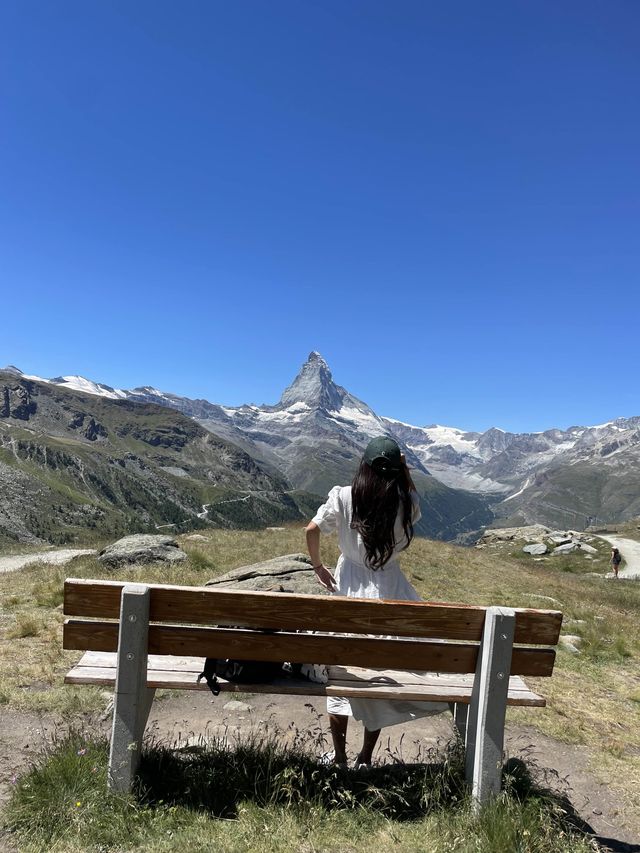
left=197, top=656, right=291, bottom=697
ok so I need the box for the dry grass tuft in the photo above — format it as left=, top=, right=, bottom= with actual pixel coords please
left=7, top=613, right=42, bottom=639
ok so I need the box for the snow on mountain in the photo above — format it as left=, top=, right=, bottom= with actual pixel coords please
left=5, top=367, right=128, bottom=400
left=49, top=375, right=128, bottom=399
left=422, top=425, right=484, bottom=457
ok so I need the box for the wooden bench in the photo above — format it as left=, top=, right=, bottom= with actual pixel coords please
left=63, top=577, right=562, bottom=805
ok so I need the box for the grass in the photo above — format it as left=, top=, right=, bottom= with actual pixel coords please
left=7, top=613, right=42, bottom=639
left=0, top=525, right=638, bottom=836
left=3, top=728, right=599, bottom=853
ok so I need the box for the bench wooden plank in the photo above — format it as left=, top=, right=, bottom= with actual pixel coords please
left=64, top=652, right=546, bottom=706
left=64, top=579, right=562, bottom=645
left=63, top=620, right=556, bottom=677
left=67, top=652, right=543, bottom=692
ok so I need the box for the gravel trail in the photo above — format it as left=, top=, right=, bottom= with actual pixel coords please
left=0, top=548, right=97, bottom=574
left=597, top=535, right=640, bottom=580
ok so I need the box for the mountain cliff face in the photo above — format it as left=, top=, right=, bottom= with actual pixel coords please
left=0, top=371, right=313, bottom=544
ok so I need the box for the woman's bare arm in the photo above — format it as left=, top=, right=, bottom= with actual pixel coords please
left=305, top=521, right=337, bottom=591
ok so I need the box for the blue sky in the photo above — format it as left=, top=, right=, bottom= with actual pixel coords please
left=1, top=1, right=638, bottom=432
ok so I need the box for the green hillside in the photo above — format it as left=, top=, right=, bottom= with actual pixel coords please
left=0, top=372, right=312, bottom=544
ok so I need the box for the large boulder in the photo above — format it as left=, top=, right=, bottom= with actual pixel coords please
left=478, top=524, right=550, bottom=545
left=523, top=543, right=548, bottom=556
left=551, top=542, right=582, bottom=556
left=548, top=533, right=572, bottom=546
left=206, top=553, right=329, bottom=596
left=98, top=534, right=187, bottom=568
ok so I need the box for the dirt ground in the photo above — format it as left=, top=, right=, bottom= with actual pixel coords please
left=1, top=693, right=639, bottom=852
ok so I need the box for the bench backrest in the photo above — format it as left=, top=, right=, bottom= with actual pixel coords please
left=63, top=578, right=562, bottom=677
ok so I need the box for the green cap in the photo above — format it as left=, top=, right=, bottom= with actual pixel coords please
left=363, top=436, right=402, bottom=476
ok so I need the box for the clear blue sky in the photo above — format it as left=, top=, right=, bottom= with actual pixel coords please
left=1, top=1, right=638, bottom=433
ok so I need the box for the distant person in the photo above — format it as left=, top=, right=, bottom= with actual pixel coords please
left=610, top=547, right=622, bottom=578
left=305, top=435, right=446, bottom=768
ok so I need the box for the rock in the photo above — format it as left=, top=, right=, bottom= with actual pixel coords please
left=561, top=633, right=582, bottom=644
left=185, top=534, right=208, bottom=541
left=551, top=542, right=581, bottom=555
left=1, top=382, right=37, bottom=420
left=577, top=542, right=598, bottom=554
left=523, top=543, right=548, bottom=556
left=68, top=412, right=108, bottom=441
left=548, top=533, right=572, bottom=546
left=223, top=700, right=252, bottom=712
left=559, top=635, right=582, bottom=654
left=206, top=553, right=329, bottom=596
left=98, top=534, right=187, bottom=567
left=478, top=524, right=550, bottom=545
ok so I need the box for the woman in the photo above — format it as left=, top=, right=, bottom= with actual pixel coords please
left=305, top=435, right=446, bottom=767
left=610, top=547, right=622, bottom=578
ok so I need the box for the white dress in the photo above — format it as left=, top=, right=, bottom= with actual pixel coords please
left=312, top=485, right=447, bottom=731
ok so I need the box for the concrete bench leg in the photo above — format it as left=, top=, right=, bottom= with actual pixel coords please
left=464, top=606, right=515, bottom=809
left=108, top=585, right=154, bottom=793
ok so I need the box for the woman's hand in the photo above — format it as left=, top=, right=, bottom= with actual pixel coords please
left=314, top=563, right=337, bottom=592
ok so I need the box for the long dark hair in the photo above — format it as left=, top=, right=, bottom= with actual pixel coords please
left=350, top=460, right=414, bottom=570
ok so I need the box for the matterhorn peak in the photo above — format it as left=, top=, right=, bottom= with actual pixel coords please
left=279, top=351, right=344, bottom=411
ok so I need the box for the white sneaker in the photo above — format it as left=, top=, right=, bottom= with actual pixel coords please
left=320, top=750, right=347, bottom=768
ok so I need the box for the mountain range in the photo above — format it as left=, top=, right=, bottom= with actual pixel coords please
left=3, top=353, right=639, bottom=544
left=0, top=369, right=319, bottom=545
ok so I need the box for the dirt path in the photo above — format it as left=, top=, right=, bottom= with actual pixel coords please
left=4, top=694, right=634, bottom=850
left=0, top=549, right=96, bottom=575
left=598, top=536, right=640, bottom=580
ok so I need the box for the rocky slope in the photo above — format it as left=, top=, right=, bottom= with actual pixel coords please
left=0, top=371, right=315, bottom=545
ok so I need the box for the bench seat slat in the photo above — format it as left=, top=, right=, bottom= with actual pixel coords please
left=63, top=620, right=556, bottom=677
left=64, top=652, right=546, bottom=707
left=64, top=579, right=562, bottom=645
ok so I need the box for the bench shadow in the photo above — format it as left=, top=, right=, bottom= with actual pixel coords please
left=136, top=737, right=465, bottom=821
left=134, top=737, right=635, bottom=853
